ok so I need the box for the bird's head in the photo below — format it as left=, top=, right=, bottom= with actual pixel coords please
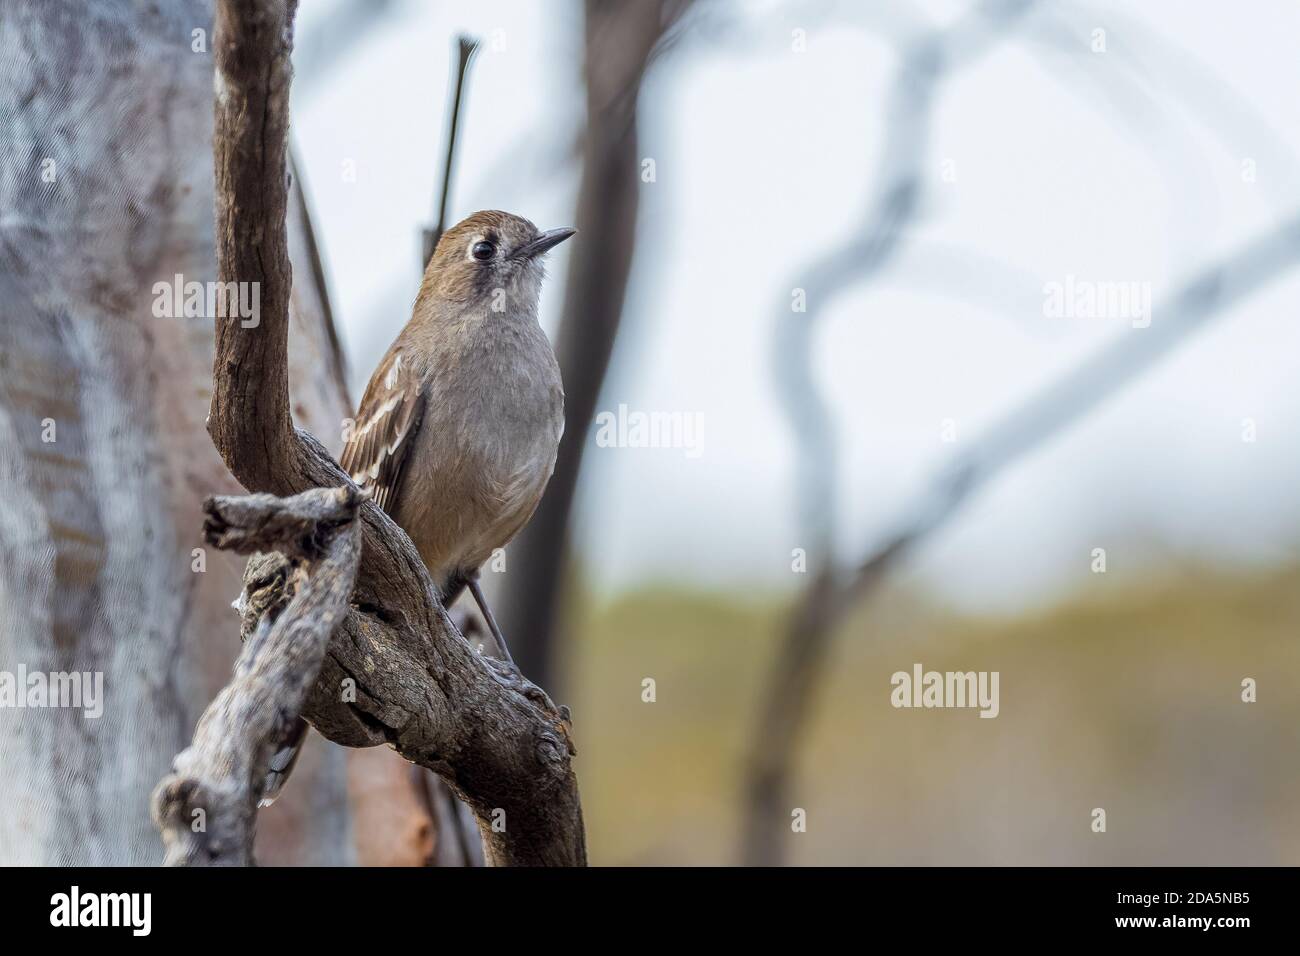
left=422, top=210, right=575, bottom=309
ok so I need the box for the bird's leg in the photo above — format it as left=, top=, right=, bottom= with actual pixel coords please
left=467, top=573, right=516, bottom=669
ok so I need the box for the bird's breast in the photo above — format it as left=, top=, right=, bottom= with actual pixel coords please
left=399, top=319, right=562, bottom=574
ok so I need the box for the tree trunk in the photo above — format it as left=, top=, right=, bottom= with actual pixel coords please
left=0, top=0, right=351, bottom=865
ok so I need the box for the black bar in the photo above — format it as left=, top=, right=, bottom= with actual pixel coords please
left=1, top=867, right=1280, bottom=941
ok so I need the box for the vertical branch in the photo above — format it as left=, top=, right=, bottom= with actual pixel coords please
left=496, top=0, right=694, bottom=687
left=208, top=0, right=299, bottom=493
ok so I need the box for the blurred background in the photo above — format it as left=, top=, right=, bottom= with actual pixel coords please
left=289, top=0, right=1300, bottom=864
left=2, top=0, right=1297, bottom=866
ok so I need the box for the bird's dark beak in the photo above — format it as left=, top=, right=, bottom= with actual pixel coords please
left=517, top=227, right=576, bottom=260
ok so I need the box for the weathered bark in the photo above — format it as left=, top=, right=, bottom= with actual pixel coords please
left=0, top=0, right=351, bottom=865
left=152, top=487, right=361, bottom=866
left=495, top=0, right=693, bottom=688
left=200, top=0, right=586, bottom=866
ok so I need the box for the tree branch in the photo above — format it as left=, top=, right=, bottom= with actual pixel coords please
left=151, top=487, right=362, bottom=865
left=187, top=0, right=585, bottom=867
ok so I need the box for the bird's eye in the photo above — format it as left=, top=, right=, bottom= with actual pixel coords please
left=471, top=240, right=495, bottom=261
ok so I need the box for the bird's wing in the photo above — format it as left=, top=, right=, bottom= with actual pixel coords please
left=339, top=346, right=425, bottom=515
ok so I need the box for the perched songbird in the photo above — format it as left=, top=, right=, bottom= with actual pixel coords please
left=260, top=210, right=572, bottom=805
left=340, top=209, right=572, bottom=652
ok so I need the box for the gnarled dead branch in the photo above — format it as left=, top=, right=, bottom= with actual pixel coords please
left=154, top=0, right=585, bottom=867
left=151, top=487, right=361, bottom=865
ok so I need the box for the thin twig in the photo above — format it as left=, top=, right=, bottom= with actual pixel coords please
left=424, top=35, right=480, bottom=267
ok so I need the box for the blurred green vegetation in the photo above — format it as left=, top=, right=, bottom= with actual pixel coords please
left=566, top=564, right=1300, bottom=865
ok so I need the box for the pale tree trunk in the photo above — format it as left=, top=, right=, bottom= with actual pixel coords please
left=0, top=0, right=352, bottom=864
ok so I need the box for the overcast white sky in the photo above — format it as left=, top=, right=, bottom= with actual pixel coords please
left=292, top=0, right=1300, bottom=611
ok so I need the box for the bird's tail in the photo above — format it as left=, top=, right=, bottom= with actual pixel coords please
left=259, top=717, right=310, bottom=808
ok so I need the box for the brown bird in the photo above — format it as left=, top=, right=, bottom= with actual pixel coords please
left=261, top=210, right=572, bottom=804
left=340, top=209, right=571, bottom=648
